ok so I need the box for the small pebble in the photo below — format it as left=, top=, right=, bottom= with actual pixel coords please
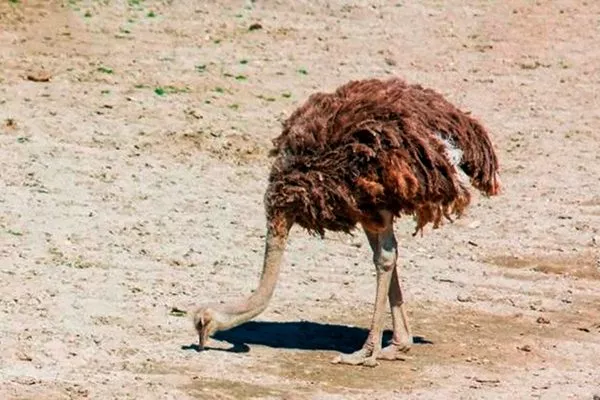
left=457, top=294, right=473, bottom=303
left=26, top=71, right=51, bottom=82
left=16, top=351, right=32, bottom=361
left=518, top=344, right=532, bottom=352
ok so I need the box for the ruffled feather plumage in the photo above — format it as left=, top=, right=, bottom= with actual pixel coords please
left=265, top=77, right=500, bottom=237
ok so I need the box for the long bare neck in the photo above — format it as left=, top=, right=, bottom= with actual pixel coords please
left=216, top=225, right=289, bottom=331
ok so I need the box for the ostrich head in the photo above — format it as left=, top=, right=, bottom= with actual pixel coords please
left=193, top=304, right=231, bottom=349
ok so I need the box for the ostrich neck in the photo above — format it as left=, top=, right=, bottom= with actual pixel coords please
left=217, top=227, right=288, bottom=331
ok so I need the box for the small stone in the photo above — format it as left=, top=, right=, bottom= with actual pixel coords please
left=13, top=376, right=37, bottom=385
left=468, top=220, right=481, bottom=229
left=518, top=344, right=532, bottom=352
left=16, top=351, right=32, bottom=361
left=248, top=22, right=263, bottom=31
left=26, top=71, right=51, bottom=82
left=474, top=377, right=500, bottom=384
left=4, top=118, right=17, bottom=129
left=457, top=294, right=473, bottom=303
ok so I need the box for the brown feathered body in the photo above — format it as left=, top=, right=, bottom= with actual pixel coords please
left=265, top=78, right=500, bottom=237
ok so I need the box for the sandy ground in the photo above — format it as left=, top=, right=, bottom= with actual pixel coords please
left=1, top=0, right=599, bottom=399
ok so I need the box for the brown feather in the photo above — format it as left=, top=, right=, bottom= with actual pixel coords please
left=265, top=77, right=500, bottom=237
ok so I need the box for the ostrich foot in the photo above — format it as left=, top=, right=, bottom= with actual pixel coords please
left=378, top=341, right=412, bottom=361
left=331, top=348, right=379, bottom=367
left=331, top=340, right=412, bottom=366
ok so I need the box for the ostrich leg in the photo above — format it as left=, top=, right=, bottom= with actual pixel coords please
left=332, top=212, right=396, bottom=367
left=379, top=264, right=412, bottom=360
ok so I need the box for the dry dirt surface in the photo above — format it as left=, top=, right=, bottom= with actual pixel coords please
left=1, top=0, right=600, bottom=399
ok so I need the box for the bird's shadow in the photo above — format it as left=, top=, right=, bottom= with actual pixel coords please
left=182, top=320, right=432, bottom=354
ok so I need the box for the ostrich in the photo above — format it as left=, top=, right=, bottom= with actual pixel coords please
left=193, top=77, right=501, bottom=366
